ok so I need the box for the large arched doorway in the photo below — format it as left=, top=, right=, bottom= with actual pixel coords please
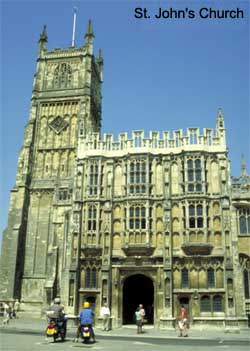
left=123, top=274, right=154, bottom=324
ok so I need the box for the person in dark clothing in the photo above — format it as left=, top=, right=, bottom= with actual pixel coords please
left=45, top=298, right=67, bottom=340
left=50, top=298, right=64, bottom=319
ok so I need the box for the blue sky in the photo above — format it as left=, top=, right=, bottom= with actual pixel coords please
left=0, top=0, right=249, bottom=242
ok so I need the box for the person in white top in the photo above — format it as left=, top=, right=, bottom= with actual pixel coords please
left=13, top=299, right=20, bottom=319
left=3, top=302, right=10, bottom=325
left=139, top=304, right=145, bottom=322
left=100, top=302, right=111, bottom=331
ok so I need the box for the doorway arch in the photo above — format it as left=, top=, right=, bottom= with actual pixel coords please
left=122, top=274, right=154, bottom=324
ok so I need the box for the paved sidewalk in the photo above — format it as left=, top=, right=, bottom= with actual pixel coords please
left=0, top=316, right=249, bottom=342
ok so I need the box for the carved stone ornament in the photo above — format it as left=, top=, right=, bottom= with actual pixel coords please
left=49, top=116, right=69, bottom=134
left=182, top=242, right=213, bottom=256
left=122, top=244, right=154, bottom=257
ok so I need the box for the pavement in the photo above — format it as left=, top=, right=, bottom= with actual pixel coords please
left=0, top=315, right=249, bottom=343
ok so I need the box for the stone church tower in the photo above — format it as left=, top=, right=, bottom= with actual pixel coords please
left=0, top=22, right=103, bottom=312
left=1, top=21, right=249, bottom=329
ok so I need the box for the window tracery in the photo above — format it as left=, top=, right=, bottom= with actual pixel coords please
left=189, top=203, right=203, bottom=228
left=85, top=267, right=97, bottom=288
left=53, top=63, right=72, bottom=89
left=207, top=267, right=215, bottom=288
left=89, top=163, right=99, bottom=196
left=87, top=205, right=97, bottom=231
left=187, top=158, right=202, bottom=193
left=240, top=254, right=250, bottom=299
left=239, top=209, right=250, bottom=234
left=244, top=270, right=250, bottom=299
left=213, top=295, right=223, bottom=312
left=181, top=268, right=189, bottom=288
left=129, top=160, right=146, bottom=195
left=129, top=204, right=146, bottom=230
left=200, top=295, right=223, bottom=313
left=201, top=296, right=210, bottom=312
left=58, top=188, right=72, bottom=201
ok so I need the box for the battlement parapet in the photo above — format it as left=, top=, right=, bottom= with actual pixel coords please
left=231, top=175, right=250, bottom=200
left=79, top=128, right=226, bottom=155
left=43, top=46, right=87, bottom=59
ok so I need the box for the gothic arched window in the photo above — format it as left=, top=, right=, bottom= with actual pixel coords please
left=92, top=268, right=97, bottom=288
left=207, top=268, right=215, bottom=288
left=187, top=159, right=202, bottom=193
left=213, top=295, right=223, bottom=312
left=188, top=204, right=203, bottom=229
left=89, top=163, right=99, bottom=196
left=129, top=205, right=146, bottom=230
left=85, top=267, right=97, bottom=288
left=240, top=216, right=247, bottom=234
left=188, top=205, right=203, bottom=228
left=239, top=254, right=250, bottom=301
left=197, top=205, right=203, bottom=228
left=53, top=63, right=72, bottom=89
left=195, top=159, right=202, bottom=191
left=243, top=269, right=250, bottom=299
left=239, top=209, right=250, bottom=235
left=88, top=205, right=97, bottom=231
left=181, top=268, right=189, bottom=288
left=189, top=205, right=195, bottom=228
left=201, top=296, right=211, bottom=312
left=129, top=160, right=146, bottom=194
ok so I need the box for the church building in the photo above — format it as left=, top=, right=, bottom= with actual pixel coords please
left=1, top=21, right=249, bottom=329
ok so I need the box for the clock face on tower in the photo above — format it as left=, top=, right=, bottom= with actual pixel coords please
left=49, top=115, right=69, bottom=134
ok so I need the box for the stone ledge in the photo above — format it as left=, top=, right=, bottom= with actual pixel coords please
left=182, top=243, right=213, bottom=255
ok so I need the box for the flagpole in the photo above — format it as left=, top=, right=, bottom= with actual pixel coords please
left=72, top=6, right=77, bottom=47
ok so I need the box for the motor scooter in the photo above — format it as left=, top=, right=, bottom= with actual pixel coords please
left=46, top=318, right=67, bottom=342
left=80, top=324, right=91, bottom=343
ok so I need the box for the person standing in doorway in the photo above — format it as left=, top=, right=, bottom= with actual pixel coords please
left=139, top=304, right=146, bottom=323
left=100, top=302, right=111, bottom=331
left=135, top=307, right=142, bottom=334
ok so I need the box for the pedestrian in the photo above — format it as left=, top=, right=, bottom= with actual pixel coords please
left=135, top=307, right=142, bottom=334
left=8, top=303, right=13, bottom=319
left=178, top=305, right=189, bottom=337
left=13, top=299, right=20, bottom=319
left=3, top=302, right=10, bottom=325
left=181, top=304, right=187, bottom=320
left=139, top=303, right=146, bottom=330
left=100, top=302, right=111, bottom=331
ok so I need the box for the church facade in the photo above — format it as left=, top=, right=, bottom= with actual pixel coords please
left=1, top=22, right=249, bottom=329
